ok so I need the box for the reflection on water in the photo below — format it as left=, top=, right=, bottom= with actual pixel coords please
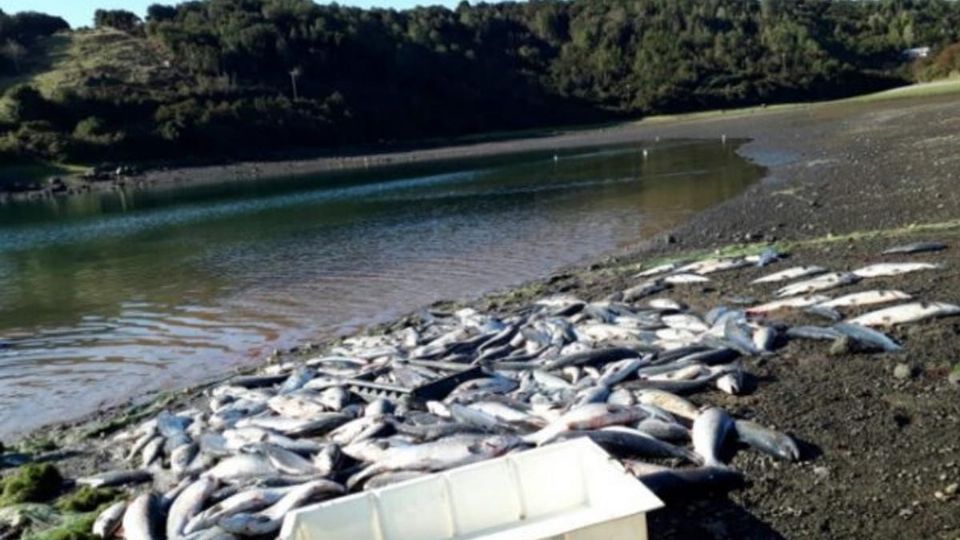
left=0, top=139, right=763, bottom=437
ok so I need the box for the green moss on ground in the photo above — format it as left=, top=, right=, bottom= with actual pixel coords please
left=55, top=487, right=119, bottom=513
left=21, top=511, right=98, bottom=540
left=0, top=464, right=63, bottom=506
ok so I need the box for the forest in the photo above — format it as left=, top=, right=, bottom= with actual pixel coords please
left=1, top=0, right=959, bottom=170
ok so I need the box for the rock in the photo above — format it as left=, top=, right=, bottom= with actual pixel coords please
left=946, top=483, right=958, bottom=496
left=948, top=364, right=960, bottom=386
left=829, top=336, right=852, bottom=356
left=893, top=363, right=913, bottom=380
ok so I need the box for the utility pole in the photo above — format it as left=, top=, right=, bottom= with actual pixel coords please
left=289, top=67, right=302, bottom=100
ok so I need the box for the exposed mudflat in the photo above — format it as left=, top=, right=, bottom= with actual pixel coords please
left=8, top=93, right=960, bottom=539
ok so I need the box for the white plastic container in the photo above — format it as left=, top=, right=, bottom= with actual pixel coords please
left=280, top=438, right=663, bottom=540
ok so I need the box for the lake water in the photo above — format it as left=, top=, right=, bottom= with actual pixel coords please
left=0, top=139, right=763, bottom=438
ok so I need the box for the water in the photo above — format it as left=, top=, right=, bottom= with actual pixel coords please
left=0, top=139, right=763, bottom=438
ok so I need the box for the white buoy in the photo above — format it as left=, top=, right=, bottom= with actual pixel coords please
left=553, top=154, right=559, bottom=162
left=642, top=149, right=649, bottom=159
left=721, top=134, right=727, bottom=144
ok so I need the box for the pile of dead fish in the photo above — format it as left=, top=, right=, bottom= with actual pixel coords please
left=78, top=241, right=959, bottom=540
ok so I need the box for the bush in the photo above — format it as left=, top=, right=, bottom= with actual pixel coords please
left=914, top=43, right=960, bottom=82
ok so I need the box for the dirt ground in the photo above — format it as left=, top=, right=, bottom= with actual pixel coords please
left=8, top=92, right=960, bottom=539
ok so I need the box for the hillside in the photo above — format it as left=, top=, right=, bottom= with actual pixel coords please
left=2, top=0, right=960, bottom=191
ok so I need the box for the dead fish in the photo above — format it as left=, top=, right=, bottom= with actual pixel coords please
left=623, top=279, right=669, bottom=301
left=604, top=388, right=634, bottom=408
left=364, top=399, right=395, bottom=417
left=449, top=403, right=513, bottom=433
left=242, top=443, right=317, bottom=476
left=171, top=443, right=199, bottom=477
left=127, top=431, right=158, bottom=462
left=123, top=492, right=163, bottom=540
left=347, top=435, right=522, bottom=489
left=558, top=427, right=699, bottom=463
left=786, top=326, right=843, bottom=341
left=525, top=404, right=646, bottom=445
left=205, top=454, right=278, bottom=483
left=775, top=272, right=860, bottom=298
left=750, top=247, right=781, bottom=267
left=167, top=476, right=217, bottom=540
left=277, top=367, right=316, bottom=394
left=218, top=480, right=344, bottom=536
left=312, top=444, right=341, bottom=477
left=327, top=416, right=390, bottom=446
left=237, top=413, right=352, bottom=437
left=157, top=411, right=192, bottom=438
left=817, top=290, right=911, bottom=309
left=751, top=266, right=826, bottom=284
left=184, top=488, right=289, bottom=535
left=638, top=467, right=745, bottom=501
left=635, top=418, right=690, bottom=442
left=751, top=326, right=776, bottom=352
left=597, top=357, right=645, bottom=387
left=266, top=394, right=327, bottom=419
left=852, top=262, right=942, bottom=278
left=734, top=419, right=801, bottom=462
left=141, top=437, right=164, bottom=469
left=804, top=305, right=842, bottom=322
left=847, top=302, right=960, bottom=327
left=92, top=500, right=127, bottom=538
left=832, top=322, right=902, bottom=352
left=78, top=469, right=152, bottom=488
left=363, top=471, right=429, bottom=490
left=746, top=295, right=831, bottom=316
left=882, top=242, right=946, bottom=255
left=663, top=273, right=711, bottom=284
left=715, top=372, right=743, bottom=395
left=662, top=313, right=709, bottom=333
left=692, top=407, right=734, bottom=467
left=636, top=390, right=699, bottom=422
left=634, top=263, right=679, bottom=278
left=317, top=386, right=351, bottom=411
left=542, top=347, right=640, bottom=371
left=182, top=527, right=237, bottom=540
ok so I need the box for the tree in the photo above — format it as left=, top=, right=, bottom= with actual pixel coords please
left=1, top=40, right=26, bottom=73
left=3, top=85, right=54, bottom=123
left=146, top=5, right=178, bottom=23
left=94, top=10, right=142, bottom=33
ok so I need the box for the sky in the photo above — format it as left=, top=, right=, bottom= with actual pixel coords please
left=2, top=0, right=476, bottom=28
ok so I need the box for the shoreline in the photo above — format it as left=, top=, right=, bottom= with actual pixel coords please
left=5, top=89, right=960, bottom=538
left=3, top=80, right=955, bottom=203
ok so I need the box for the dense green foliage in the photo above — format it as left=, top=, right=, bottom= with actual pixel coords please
left=0, top=9, right=69, bottom=76
left=2, top=0, right=960, bottom=168
left=94, top=10, right=143, bottom=34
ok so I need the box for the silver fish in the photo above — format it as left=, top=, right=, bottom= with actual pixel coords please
left=167, top=476, right=217, bottom=540
left=122, top=493, right=162, bottom=540
left=692, top=407, right=734, bottom=467
left=92, top=500, right=127, bottom=538
left=735, top=419, right=801, bottom=462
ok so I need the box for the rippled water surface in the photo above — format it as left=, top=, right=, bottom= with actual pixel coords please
left=0, top=139, right=762, bottom=437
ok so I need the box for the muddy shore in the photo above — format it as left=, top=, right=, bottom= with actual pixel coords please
left=6, top=92, right=960, bottom=539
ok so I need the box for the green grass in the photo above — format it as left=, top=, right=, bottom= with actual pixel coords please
left=632, top=79, right=960, bottom=128
left=30, top=28, right=177, bottom=100
left=843, top=79, right=960, bottom=103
